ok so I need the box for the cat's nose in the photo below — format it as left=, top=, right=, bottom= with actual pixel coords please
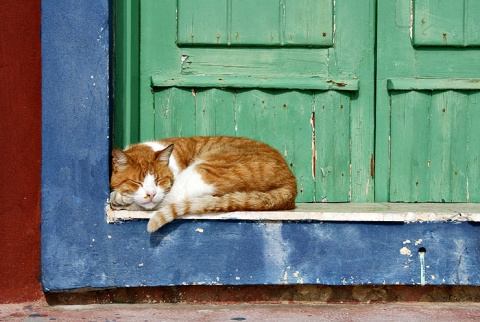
left=146, top=192, right=156, bottom=201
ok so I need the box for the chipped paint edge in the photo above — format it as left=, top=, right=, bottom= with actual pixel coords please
left=106, top=203, right=480, bottom=223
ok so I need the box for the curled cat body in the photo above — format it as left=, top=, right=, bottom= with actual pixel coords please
left=110, top=136, right=297, bottom=232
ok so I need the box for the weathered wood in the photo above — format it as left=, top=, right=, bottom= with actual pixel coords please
left=336, top=0, right=376, bottom=202
left=149, top=87, right=358, bottom=202
left=387, top=78, right=480, bottom=90
left=230, top=0, right=282, bottom=46
left=176, top=0, right=228, bottom=45
left=195, top=88, right=236, bottom=136
left=180, top=47, right=330, bottom=77
left=151, top=75, right=358, bottom=91
left=139, top=0, right=179, bottom=143
left=176, top=0, right=334, bottom=47
left=113, top=0, right=140, bottom=147
left=465, top=0, right=480, bottom=46
left=315, top=91, right=351, bottom=202
left=154, top=88, right=196, bottom=138
left=376, top=1, right=480, bottom=202
left=389, top=90, right=480, bottom=202
left=284, top=0, right=333, bottom=46
left=467, top=92, right=480, bottom=202
left=413, top=0, right=480, bottom=47
left=275, top=91, right=315, bottom=202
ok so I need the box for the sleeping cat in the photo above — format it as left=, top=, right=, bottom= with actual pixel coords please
left=110, top=136, right=297, bottom=232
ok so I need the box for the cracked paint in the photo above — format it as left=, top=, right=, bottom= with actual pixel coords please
left=400, top=247, right=412, bottom=256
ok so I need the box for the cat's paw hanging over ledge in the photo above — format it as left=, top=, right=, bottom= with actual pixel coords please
left=147, top=215, right=166, bottom=233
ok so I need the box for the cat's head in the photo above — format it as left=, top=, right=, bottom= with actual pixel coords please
left=110, top=144, right=174, bottom=210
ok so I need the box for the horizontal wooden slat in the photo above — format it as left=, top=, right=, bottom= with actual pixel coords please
left=151, top=75, right=359, bottom=91
left=106, top=202, right=480, bottom=223
left=387, top=78, right=480, bottom=90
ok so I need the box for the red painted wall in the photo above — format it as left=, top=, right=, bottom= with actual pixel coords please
left=0, top=0, right=43, bottom=302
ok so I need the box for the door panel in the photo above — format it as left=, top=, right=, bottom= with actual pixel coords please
left=389, top=90, right=480, bottom=202
left=376, top=0, right=480, bottom=202
left=177, top=0, right=334, bottom=47
left=413, top=0, right=480, bottom=47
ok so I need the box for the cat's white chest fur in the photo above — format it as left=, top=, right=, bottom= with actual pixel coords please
left=165, top=161, right=215, bottom=204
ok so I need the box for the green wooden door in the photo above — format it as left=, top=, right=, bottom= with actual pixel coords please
left=115, top=0, right=376, bottom=203
left=376, top=0, right=480, bottom=202
left=116, top=1, right=480, bottom=203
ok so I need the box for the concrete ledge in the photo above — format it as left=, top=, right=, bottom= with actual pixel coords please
left=106, top=203, right=480, bottom=223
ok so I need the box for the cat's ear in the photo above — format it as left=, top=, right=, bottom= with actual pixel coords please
left=155, top=144, right=174, bottom=164
left=112, top=147, right=129, bottom=172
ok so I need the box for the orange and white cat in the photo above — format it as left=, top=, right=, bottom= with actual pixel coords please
left=110, top=136, right=297, bottom=232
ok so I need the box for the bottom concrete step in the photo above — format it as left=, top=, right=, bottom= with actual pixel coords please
left=2, top=302, right=480, bottom=321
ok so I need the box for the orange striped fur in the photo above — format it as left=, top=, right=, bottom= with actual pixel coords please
left=110, top=136, right=297, bottom=232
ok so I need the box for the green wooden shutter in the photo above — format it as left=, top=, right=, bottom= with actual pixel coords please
left=376, top=0, right=480, bottom=202
left=115, top=1, right=480, bottom=203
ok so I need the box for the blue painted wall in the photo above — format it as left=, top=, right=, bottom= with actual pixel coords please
left=41, top=1, right=480, bottom=291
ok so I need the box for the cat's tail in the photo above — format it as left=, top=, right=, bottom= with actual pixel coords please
left=147, top=186, right=297, bottom=232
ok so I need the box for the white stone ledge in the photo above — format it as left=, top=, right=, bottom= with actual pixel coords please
left=106, top=203, right=480, bottom=224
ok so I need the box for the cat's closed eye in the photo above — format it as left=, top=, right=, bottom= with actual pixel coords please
left=155, top=178, right=171, bottom=186
left=128, top=179, right=142, bottom=186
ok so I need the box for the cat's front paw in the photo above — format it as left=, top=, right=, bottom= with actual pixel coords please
left=110, top=191, right=134, bottom=210
left=147, top=210, right=172, bottom=232
left=147, top=216, right=163, bottom=233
